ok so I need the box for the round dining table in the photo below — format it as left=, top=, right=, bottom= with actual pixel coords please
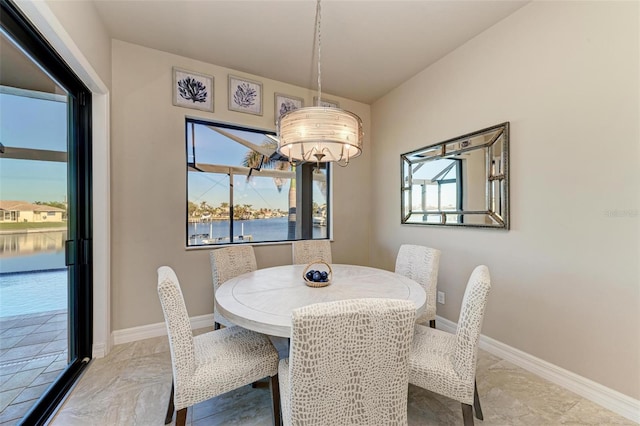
left=214, top=264, right=427, bottom=338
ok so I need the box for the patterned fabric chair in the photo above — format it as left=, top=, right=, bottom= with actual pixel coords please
left=157, top=266, right=280, bottom=426
left=210, top=245, right=258, bottom=329
left=291, top=240, right=332, bottom=265
left=395, top=244, right=441, bottom=328
left=279, top=298, right=416, bottom=426
left=409, top=265, right=491, bottom=426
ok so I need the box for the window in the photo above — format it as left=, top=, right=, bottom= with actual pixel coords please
left=409, top=159, right=461, bottom=223
left=186, top=119, right=330, bottom=246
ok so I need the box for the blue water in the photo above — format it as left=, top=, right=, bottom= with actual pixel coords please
left=189, top=217, right=327, bottom=244
left=0, top=251, right=65, bottom=274
left=0, top=230, right=66, bottom=273
left=0, top=269, right=67, bottom=318
left=0, top=230, right=67, bottom=317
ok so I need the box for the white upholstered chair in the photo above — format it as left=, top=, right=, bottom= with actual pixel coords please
left=409, top=265, right=491, bottom=426
left=291, top=239, right=332, bottom=265
left=395, top=244, right=441, bottom=328
left=279, top=298, right=416, bottom=426
left=157, top=266, right=280, bottom=426
left=210, top=245, right=258, bottom=329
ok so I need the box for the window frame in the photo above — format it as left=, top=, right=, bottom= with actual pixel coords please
left=184, top=118, right=331, bottom=247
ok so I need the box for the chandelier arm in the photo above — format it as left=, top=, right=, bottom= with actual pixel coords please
left=336, top=158, right=350, bottom=167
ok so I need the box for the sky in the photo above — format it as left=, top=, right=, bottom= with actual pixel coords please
left=0, top=92, right=326, bottom=211
left=0, top=92, right=68, bottom=203
left=188, top=123, right=327, bottom=212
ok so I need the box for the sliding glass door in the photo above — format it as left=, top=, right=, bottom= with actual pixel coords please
left=0, top=1, right=92, bottom=424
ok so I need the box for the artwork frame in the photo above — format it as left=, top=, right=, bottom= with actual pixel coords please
left=313, top=96, right=340, bottom=108
left=172, top=67, right=214, bottom=112
left=228, top=75, right=263, bottom=115
left=275, top=93, right=304, bottom=123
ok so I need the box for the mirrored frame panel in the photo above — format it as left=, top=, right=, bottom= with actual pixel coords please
left=401, top=122, right=509, bottom=229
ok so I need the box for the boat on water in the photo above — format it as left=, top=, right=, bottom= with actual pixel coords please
left=313, top=216, right=326, bottom=227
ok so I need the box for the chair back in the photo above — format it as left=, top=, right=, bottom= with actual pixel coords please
left=210, top=245, right=257, bottom=293
left=453, top=265, right=491, bottom=383
left=157, top=266, right=196, bottom=403
left=292, top=240, right=332, bottom=265
left=288, top=298, right=415, bottom=425
left=395, top=244, right=441, bottom=320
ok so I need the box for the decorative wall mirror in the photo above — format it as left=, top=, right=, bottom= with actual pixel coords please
left=401, top=122, right=509, bottom=229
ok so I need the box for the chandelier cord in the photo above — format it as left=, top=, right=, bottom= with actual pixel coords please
left=276, top=0, right=362, bottom=165
left=316, top=0, right=322, bottom=106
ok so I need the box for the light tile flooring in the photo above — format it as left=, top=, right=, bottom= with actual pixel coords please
left=0, top=310, right=68, bottom=425
left=48, top=329, right=636, bottom=426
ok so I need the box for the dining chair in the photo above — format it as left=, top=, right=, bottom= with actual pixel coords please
left=291, top=239, right=332, bottom=264
left=279, top=298, right=416, bottom=425
left=157, top=266, right=280, bottom=426
left=409, top=265, right=491, bottom=426
left=395, top=244, right=441, bottom=328
left=210, top=245, right=258, bottom=329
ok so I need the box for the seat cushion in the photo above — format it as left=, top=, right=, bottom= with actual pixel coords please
left=174, top=326, right=278, bottom=409
left=408, top=325, right=474, bottom=404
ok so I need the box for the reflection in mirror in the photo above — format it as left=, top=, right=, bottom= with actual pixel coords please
left=401, top=122, right=509, bottom=229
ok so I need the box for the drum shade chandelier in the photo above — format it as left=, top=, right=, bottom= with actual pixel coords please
left=277, top=0, right=363, bottom=166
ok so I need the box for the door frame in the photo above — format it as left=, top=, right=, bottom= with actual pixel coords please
left=12, top=0, right=112, bottom=359
left=1, top=1, right=93, bottom=423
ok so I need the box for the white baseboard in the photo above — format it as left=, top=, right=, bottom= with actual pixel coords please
left=92, top=342, right=107, bottom=359
left=436, top=316, right=640, bottom=424
left=112, top=314, right=214, bottom=346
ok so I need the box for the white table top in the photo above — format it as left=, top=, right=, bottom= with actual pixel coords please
left=215, top=264, right=427, bottom=338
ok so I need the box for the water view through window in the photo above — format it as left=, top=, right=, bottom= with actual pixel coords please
left=0, top=89, right=69, bottom=422
left=186, top=120, right=330, bottom=246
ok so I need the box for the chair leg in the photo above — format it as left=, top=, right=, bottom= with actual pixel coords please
left=429, top=319, right=436, bottom=329
left=214, top=321, right=221, bottom=330
left=164, top=382, right=174, bottom=424
left=269, top=374, right=281, bottom=426
left=462, top=403, right=474, bottom=426
left=176, top=408, right=187, bottom=426
left=474, top=379, right=484, bottom=420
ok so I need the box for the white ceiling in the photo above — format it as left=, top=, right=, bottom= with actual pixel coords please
left=92, top=0, right=528, bottom=104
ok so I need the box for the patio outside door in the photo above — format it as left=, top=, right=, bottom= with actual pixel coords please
left=0, top=1, right=92, bottom=424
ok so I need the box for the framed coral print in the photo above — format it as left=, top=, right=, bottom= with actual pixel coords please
left=275, top=93, right=304, bottom=123
left=173, top=67, right=214, bottom=112
left=313, top=96, right=339, bottom=108
left=228, top=75, right=263, bottom=115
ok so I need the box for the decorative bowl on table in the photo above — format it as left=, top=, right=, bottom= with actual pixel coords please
left=302, top=260, right=332, bottom=288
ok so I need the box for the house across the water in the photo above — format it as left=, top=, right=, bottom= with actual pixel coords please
left=0, top=200, right=65, bottom=223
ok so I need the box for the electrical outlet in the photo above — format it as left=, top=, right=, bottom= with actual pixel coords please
left=437, top=291, right=445, bottom=305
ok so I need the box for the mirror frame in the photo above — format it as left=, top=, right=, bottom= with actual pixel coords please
left=401, top=122, right=510, bottom=229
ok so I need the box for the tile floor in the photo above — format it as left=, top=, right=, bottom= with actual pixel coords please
left=49, top=329, right=636, bottom=426
left=0, top=310, right=68, bottom=425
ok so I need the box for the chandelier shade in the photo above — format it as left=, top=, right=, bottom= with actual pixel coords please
left=277, top=106, right=363, bottom=163
left=275, top=0, right=363, bottom=166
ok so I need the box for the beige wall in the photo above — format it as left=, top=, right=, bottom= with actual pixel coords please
left=111, top=40, right=371, bottom=331
left=371, top=1, right=639, bottom=399
left=44, top=0, right=112, bottom=88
